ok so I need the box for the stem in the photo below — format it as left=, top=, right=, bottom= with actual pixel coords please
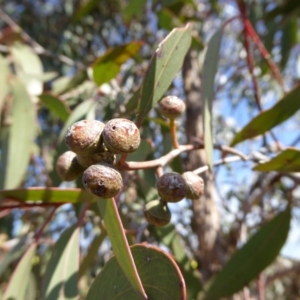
left=97, top=198, right=148, bottom=299
left=34, top=207, right=58, bottom=242
left=77, top=203, right=91, bottom=227
left=170, top=118, right=179, bottom=149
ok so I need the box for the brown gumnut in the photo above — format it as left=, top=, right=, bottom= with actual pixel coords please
left=56, top=151, right=85, bottom=181
left=157, top=172, right=188, bottom=203
left=76, top=152, right=115, bottom=168
left=144, top=199, right=171, bottom=226
left=182, top=172, right=204, bottom=200
left=158, top=96, right=186, bottom=119
left=65, top=120, right=105, bottom=154
left=82, top=163, right=123, bottom=198
left=102, top=118, right=140, bottom=154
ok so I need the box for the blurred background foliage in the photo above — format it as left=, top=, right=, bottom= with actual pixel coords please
left=0, top=0, right=300, bottom=299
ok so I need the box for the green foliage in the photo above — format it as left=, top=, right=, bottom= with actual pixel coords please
left=86, top=244, right=186, bottom=300
left=135, top=23, right=192, bottom=126
left=0, top=78, right=36, bottom=189
left=0, top=0, right=299, bottom=299
left=253, top=148, right=300, bottom=172
left=97, top=199, right=147, bottom=299
left=42, top=226, right=79, bottom=300
left=3, top=243, right=37, bottom=300
left=92, top=42, right=143, bottom=86
left=231, top=85, right=300, bottom=146
left=0, top=188, right=94, bottom=204
left=201, top=207, right=291, bottom=299
left=202, top=28, right=223, bottom=169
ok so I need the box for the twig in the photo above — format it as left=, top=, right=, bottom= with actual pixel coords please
left=257, top=273, right=265, bottom=300
left=245, top=21, right=286, bottom=92
left=34, top=207, right=58, bottom=242
left=121, top=144, right=196, bottom=170
left=170, top=119, right=179, bottom=149
left=77, top=203, right=91, bottom=227
left=266, top=263, right=300, bottom=286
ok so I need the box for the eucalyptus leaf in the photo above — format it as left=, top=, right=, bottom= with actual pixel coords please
left=136, top=24, right=192, bottom=126
left=201, top=207, right=291, bottom=300
left=86, top=244, right=186, bottom=300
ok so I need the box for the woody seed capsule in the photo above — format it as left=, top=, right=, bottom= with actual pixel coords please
left=157, top=172, right=188, bottom=203
left=158, top=96, right=186, bottom=119
left=65, top=120, right=105, bottom=154
left=182, top=172, right=204, bottom=200
left=56, top=151, right=85, bottom=181
left=82, top=163, right=123, bottom=199
left=102, top=118, right=140, bottom=154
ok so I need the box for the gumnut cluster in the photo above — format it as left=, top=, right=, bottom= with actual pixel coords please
left=56, top=118, right=140, bottom=199
left=144, top=171, right=204, bottom=227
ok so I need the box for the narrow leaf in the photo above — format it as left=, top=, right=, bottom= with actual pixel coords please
left=39, top=93, right=70, bottom=122
left=79, top=231, right=106, bottom=278
left=231, top=84, right=300, bottom=146
left=253, top=148, right=300, bottom=172
left=42, top=226, right=80, bottom=300
left=10, top=44, right=43, bottom=96
left=86, top=244, right=186, bottom=300
left=97, top=199, right=147, bottom=299
left=0, top=54, right=10, bottom=111
left=202, top=29, right=223, bottom=169
left=202, top=207, right=291, bottom=300
left=92, top=42, right=142, bottom=86
left=3, top=243, right=37, bottom=300
left=136, top=24, right=192, bottom=126
left=0, top=236, right=27, bottom=277
left=0, top=78, right=36, bottom=189
left=0, top=187, right=95, bottom=204
left=151, top=224, right=201, bottom=299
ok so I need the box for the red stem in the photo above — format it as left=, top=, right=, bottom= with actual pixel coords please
left=77, top=203, right=91, bottom=227
left=34, top=207, right=58, bottom=242
left=244, top=20, right=286, bottom=91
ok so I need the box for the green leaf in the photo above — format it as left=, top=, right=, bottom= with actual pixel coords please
left=92, top=42, right=143, bottom=86
left=201, top=207, right=291, bottom=300
left=157, top=8, right=181, bottom=31
left=0, top=78, right=36, bottom=189
left=39, top=93, right=70, bottom=122
left=10, top=44, right=43, bottom=76
left=79, top=231, right=106, bottom=278
left=231, top=85, right=300, bottom=146
left=10, top=44, right=43, bottom=96
left=86, top=244, right=186, bottom=300
left=0, top=236, right=27, bottom=277
left=58, top=98, right=96, bottom=144
left=0, top=187, right=95, bottom=204
left=136, top=23, right=192, bottom=126
left=42, top=226, right=80, bottom=300
left=151, top=224, right=201, bottom=299
left=97, top=199, right=147, bottom=299
left=280, top=18, right=298, bottom=70
left=3, top=243, right=37, bottom=300
left=253, top=148, right=300, bottom=172
left=0, top=54, right=10, bottom=111
left=54, top=70, right=88, bottom=95
left=202, top=29, right=223, bottom=170
left=121, top=0, right=147, bottom=24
